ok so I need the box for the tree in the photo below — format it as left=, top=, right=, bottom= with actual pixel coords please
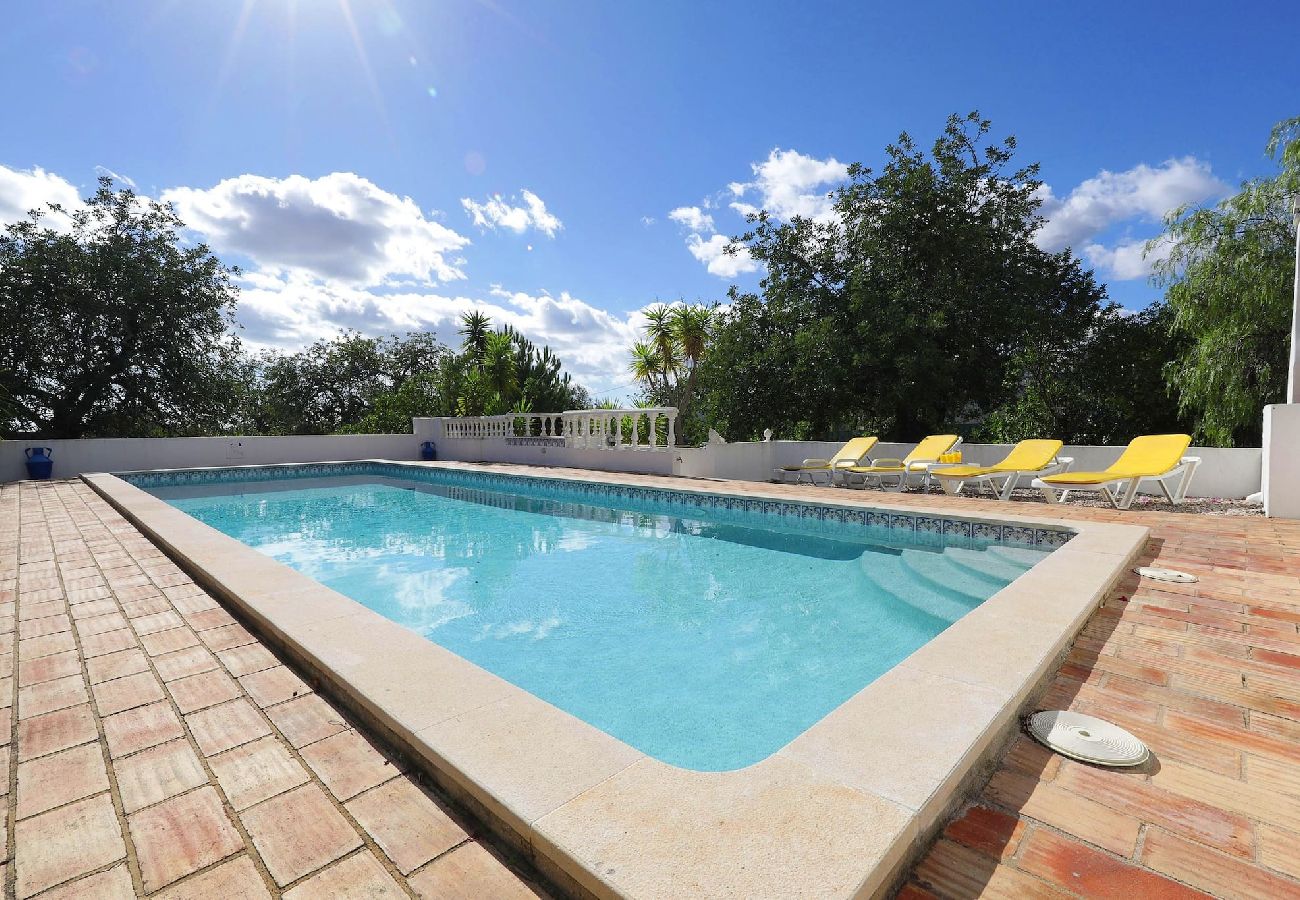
left=343, top=372, right=446, bottom=434
left=0, top=177, right=243, bottom=438
left=629, top=342, right=664, bottom=394
left=979, top=303, right=1189, bottom=444
left=433, top=311, right=589, bottom=419
left=626, top=303, right=716, bottom=443
left=695, top=112, right=1121, bottom=443
left=458, top=310, right=491, bottom=362
left=1150, top=116, right=1299, bottom=446
left=245, top=331, right=465, bottom=434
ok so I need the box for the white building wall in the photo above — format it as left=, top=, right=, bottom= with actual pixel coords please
left=0, top=434, right=421, bottom=484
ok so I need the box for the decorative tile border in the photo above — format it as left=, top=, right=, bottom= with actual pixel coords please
left=119, top=461, right=1075, bottom=550
left=504, top=436, right=566, bottom=447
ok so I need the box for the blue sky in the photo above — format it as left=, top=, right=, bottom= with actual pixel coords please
left=2, top=0, right=1298, bottom=398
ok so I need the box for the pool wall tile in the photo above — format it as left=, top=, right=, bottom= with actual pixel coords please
left=119, top=461, right=1075, bottom=552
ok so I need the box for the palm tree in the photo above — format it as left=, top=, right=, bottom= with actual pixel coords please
left=483, top=331, right=518, bottom=401
left=629, top=341, right=664, bottom=394
left=671, top=306, right=711, bottom=369
left=643, top=305, right=679, bottom=388
left=670, top=305, right=713, bottom=433
left=627, top=303, right=715, bottom=445
left=458, top=310, right=491, bottom=362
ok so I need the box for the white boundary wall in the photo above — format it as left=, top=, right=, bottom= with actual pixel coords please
left=419, top=418, right=1262, bottom=500
left=3, top=423, right=1263, bottom=500
left=675, top=440, right=1260, bottom=499
left=0, top=434, right=420, bottom=484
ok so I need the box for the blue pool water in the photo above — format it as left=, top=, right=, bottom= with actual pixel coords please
left=145, top=471, right=1050, bottom=770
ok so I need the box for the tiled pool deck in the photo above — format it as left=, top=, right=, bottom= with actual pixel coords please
left=1, top=478, right=548, bottom=899
left=4, top=466, right=1300, bottom=898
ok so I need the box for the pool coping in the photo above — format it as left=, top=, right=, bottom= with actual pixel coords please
left=82, top=460, right=1148, bottom=899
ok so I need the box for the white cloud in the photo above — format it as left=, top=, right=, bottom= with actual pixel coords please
left=1035, top=157, right=1227, bottom=252
left=487, top=287, right=648, bottom=383
left=0, top=164, right=82, bottom=226
left=670, top=148, right=846, bottom=279
left=728, top=148, right=848, bottom=223
left=233, top=271, right=649, bottom=395
left=162, top=172, right=470, bottom=286
left=460, top=189, right=562, bottom=237
left=668, top=206, right=713, bottom=232
left=685, top=233, right=758, bottom=278
left=1083, top=235, right=1173, bottom=282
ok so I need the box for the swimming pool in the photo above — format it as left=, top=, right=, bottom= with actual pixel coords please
left=132, top=464, right=1058, bottom=771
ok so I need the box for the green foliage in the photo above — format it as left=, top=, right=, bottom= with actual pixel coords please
left=698, top=112, right=1133, bottom=444
left=245, top=317, right=590, bottom=435
left=1150, top=116, right=1299, bottom=446
left=978, top=303, right=1188, bottom=444
left=0, top=178, right=243, bottom=438
left=242, top=331, right=453, bottom=435
left=627, top=302, right=716, bottom=443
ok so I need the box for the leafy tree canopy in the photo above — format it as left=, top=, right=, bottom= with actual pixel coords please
left=0, top=178, right=243, bottom=438
left=1150, top=115, right=1299, bottom=446
left=695, top=112, right=1185, bottom=445
left=234, top=318, right=591, bottom=436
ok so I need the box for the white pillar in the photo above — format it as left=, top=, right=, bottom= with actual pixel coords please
left=666, top=412, right=676, bottom=449
left=1288, top=195, right=1300, bottom=403
left=1264, top=404, right=1300, bottom=517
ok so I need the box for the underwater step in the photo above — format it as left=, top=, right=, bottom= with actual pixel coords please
left=861, top=552, right=981, bottom=623
left=942, top=546, right=1034, bottom=584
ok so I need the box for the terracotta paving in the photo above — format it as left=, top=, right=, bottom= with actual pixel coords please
left=1, top=479, right=549, bottom=899
left=867, top=491, right=1300, bottom=898
left=5, top=468, right=1300, bottom=899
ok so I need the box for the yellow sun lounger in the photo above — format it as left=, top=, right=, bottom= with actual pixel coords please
left=1032, top=434, right=1200, bottom=509
left=841, top=434, right=961, bottom=492
left=771, top=436, right=879, bottom=486
left=930, top=439, right=1072, bottom=501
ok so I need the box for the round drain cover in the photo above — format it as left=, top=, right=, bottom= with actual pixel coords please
left=1134, top=566, right=1198, bottom=583
left=1026, top=711, right=1149, bottom=767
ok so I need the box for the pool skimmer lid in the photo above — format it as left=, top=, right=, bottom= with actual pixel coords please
left=1026, top=711, right=1149, bottom=767
left=1134, top=566, right=1198, bottom=584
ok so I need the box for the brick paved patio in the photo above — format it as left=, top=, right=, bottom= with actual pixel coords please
left=1, top=479, right=548, bottom=898
left=891, top=492, right=1300, bottom=899
left=5, top=472, right=1300, bottom=898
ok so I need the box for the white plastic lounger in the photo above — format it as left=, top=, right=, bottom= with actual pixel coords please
left=1032, top=434, right=1200, bottom=510
left=840, top=435, right=961, bottom=492
left=771, top=436, right=878, bottom=486
left=930, top=439, right=1073, bottom=501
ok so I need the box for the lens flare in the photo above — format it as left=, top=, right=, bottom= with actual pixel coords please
left=376, top=7, right=403, bottom=36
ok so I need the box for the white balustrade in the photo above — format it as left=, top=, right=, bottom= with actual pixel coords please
left=438, top=408, right=678, bottom=451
